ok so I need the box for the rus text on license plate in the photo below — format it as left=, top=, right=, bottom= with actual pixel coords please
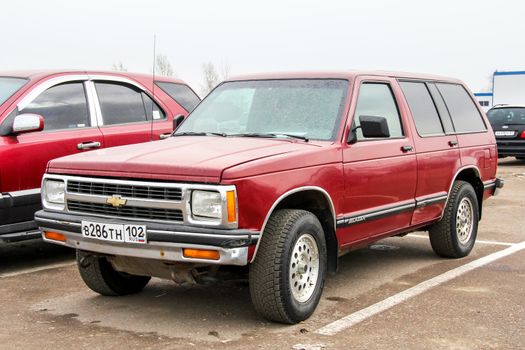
left=81, top=221, right=147, bottom=244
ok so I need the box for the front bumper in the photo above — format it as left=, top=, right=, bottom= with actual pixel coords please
left=35, top=210, right=259, bottom=266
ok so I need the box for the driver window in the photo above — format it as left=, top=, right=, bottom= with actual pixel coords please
left=353, top=83, right=403, bottom=140
left=21, top=82, right=90, bottom=131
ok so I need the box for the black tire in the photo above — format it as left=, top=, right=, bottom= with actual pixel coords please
left=429, top=181, right=479, bottom=258
left=249, top=209, right=327, bottom=324
left=76, top=250, right=150, bottom=296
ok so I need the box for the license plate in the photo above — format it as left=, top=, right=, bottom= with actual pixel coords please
left=81, top=221, right=147, bottom=244
left=494, top=131, right=515, bottom=136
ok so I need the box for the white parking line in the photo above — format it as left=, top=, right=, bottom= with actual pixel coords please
left=0, top=261, right=75, bottom=279
left=406, top=233, right=515, bottom=246
left=316, top=240, right=525, bottom=336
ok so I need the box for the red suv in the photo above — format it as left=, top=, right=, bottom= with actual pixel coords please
left=0, top=70, right=200, bottom=243
left=36, top=71, right=502, bottom=323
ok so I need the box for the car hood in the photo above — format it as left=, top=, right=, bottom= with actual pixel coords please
left=47, top=136, right=330, bottom=183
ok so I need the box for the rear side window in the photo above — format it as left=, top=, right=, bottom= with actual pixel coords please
left=354, top=83, right=403, bottom=140
left=400, top=82, right=444, bottom=136
left=21, top=82, right=90, bottom=131
left=436, top=83, right=486, bottom=133
left=155, top=82, right=200, bottom=112
left=95, top=82, right=148, bottom=125
left=427, top=83, right=455, bottom=133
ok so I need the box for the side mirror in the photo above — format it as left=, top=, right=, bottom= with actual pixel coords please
left=359, top=115, right=390, bottom=138
left=12, top=114, right=44, bottom=134
left=173, top=114, right=185, bottom=131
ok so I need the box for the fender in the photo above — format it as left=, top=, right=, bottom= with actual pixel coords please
left=250, top=186, right=336, bottom=263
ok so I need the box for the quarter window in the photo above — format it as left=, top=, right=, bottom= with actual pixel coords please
left=21, top=82, right=90, bottom=131
left=400, top=82, right=444, bottom=136
left=95, top=82, right=147, bottom=125
left=436, top=83, right=486, bottom=133
left=142, top=92, right=166, bottom=120
left=354, top=83, right=403, bottom=140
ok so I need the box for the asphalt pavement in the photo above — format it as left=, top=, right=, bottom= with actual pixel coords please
left=1, top=158, right=523, bottom=350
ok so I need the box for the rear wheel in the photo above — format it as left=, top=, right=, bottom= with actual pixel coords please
left=429, top=181, right=479, bottom=258
left=249, top=209, right=327, bottom=324
left=76, top=250, right=150, bottom=296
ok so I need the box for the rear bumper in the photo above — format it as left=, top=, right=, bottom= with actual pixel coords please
left=496, top=140, right=525, bottom=156
left=484, top=178, right=504, bottom=196
left=35, top=210, right=259, bottom=266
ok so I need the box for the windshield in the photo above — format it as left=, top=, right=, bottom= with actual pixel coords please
left=176, top=79, right=348, bottom=141
left=0, top=77, right=28, bottom=106
left=487, top=108, right=525, bottom=127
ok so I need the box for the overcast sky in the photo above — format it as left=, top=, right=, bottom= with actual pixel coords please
left=1, top=0, right=524, bottom=94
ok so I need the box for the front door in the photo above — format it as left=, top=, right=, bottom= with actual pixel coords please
left=340, top=77, right=417, bottom=246
left=3, top=81, right=104, bottom=223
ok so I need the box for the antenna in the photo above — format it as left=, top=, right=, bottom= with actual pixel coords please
left=150, top=34, right=156, bottom=141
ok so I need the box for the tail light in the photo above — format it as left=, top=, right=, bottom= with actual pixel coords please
left=520, top=130, right=525, bottom=139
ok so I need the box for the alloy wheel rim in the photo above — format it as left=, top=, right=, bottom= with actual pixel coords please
left=456, top=197, right=474, bottom=244
left=289, top=233, right=320, bottom=303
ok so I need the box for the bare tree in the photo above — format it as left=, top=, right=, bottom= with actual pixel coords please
left=200, top=61, right=231, bottom=95
left=155, top=54, right=175, bottom=77
left=112, top=61, right=127, bottom=72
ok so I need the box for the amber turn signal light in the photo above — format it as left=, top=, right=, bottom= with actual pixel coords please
left=183, top=248, right=220, bottom=260
left=44, top=231, right=67, bottom=242
left=226, top=190, right=237, bottom=223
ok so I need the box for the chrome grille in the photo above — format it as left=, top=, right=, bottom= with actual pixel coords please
left=67, top=180, right=182, bottom=201
left=67, top=200, right=183, bottom=222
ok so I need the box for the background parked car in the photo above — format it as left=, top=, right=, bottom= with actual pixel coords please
left=0, top=70, right=200, bottom=243
left=486, top=105, right=525, bottom=160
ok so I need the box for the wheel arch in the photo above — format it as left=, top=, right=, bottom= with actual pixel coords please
left=445, top=166, right=484, bottom=220
left=251, top=186, right=338, bottom=273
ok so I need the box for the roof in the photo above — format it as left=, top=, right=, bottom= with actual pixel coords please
left=228, top=70, right=463, bottom=84
left=0, top=69, right=186, bottom=84
left=489, top=104, right=525, bottom=109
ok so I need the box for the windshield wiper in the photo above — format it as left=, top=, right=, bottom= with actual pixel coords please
left=231, top=132, right=309, bottom=141
left=172, top=131, right=227, bottom=137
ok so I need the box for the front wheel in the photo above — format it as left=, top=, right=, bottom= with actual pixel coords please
left=249, top=209, right=327, bottom=324
left=76, top=250, right=151, bottom=296
left=429, top=181, right=479, bottom=258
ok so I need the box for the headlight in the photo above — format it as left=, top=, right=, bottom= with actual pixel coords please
left=191, top=190, right=222, bottom=219
left=43, top=179, right=65, bottom=209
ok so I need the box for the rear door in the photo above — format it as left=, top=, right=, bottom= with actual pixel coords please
left=340, top=77, right=417, bottom=246
left=90, top=80, right=172, bottom=147
left=398, top=81, right=461, bottom=225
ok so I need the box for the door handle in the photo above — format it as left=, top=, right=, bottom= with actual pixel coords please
left=77, top=141, right=101, bottom=150
left=401, top=145, right=413, bottom=152
left=160, top=133, right=172, bottom=140
left=448, top=140, right=458, bottom=147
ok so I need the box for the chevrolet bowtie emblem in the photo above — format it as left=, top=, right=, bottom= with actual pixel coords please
left=106, top=195, right=127, bottom=208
